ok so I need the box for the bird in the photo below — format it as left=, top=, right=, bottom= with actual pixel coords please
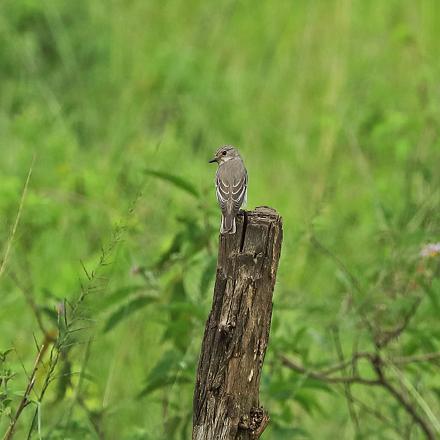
left=209, top=145, right=248, bottom=234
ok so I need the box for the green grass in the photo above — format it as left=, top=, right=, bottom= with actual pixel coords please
left=1, top=0, right=440, bottom=438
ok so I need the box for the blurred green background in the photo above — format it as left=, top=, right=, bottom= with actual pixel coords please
left=1, top=0, right=439, bottom=438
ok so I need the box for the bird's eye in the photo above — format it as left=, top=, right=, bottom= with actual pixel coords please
left=222, top=151, right=227, bottom=155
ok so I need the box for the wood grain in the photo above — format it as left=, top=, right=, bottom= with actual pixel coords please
left=193, top=207, right=283, bottom=440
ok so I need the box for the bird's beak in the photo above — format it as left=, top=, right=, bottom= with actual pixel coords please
left=209, top=157, right=217, bottom=163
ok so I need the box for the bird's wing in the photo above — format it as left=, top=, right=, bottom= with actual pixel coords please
left=216, top=160, right=247, bottom=214
left=231, top=170, right=247, bottom=211
left=215, top=172, right=230, bottom=213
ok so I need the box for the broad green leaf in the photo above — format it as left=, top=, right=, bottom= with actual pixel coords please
left=159, top=301, right=206, bottom=321
left=155, top=231, right=186, bottom=269
left=104, top=295, right=157, bottom=333
left=145, top=350, right=184, bottom=384
left=0, top=349, right=13, bottom=362
left=138, top=350, right=193, bottom=398
left=41, top=306, right=58, bottom=324
left=164, top=416, right=182, bottom=438
left=144, top=169, right=199, bottom=198
left=99, top=285, right=148, bottom=310
left=162, top=319, right=192, bottom=351
left=293, top=390, right=323, bottom=415
left=138, top=375, right=192, bottom=398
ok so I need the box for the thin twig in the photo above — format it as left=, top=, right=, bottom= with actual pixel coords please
left=372, top=357, right=435, bottom=440
left=2, top=343, right=45, bottom=440
left=351, top=396, right=403, bottom=436
left=393, top=352, right=440, bottom=365
left=375, top=297, right=423, bottom=348
left=281, top=351, right=438, bottom=439
left=26, top=345, right=60, bottom=440
left=280, top=355, right=381, bottom=386
left=332, top=327, right=360, bottom=434
left=386, top=361, right=440, bottom=434
left=379, top=378, right=435, bottom=440
left=0, top=156, right=35, bottom=281
left=285, top=351, right=373, bottom=377
left=25, top=192, right=143, bottom=439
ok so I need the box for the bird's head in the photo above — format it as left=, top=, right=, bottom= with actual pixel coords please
left=209, top=145, right=240, bottom=165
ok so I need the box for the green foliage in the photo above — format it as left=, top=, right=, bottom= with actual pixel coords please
left=1, top=0, right=440, bottom=438
left=104, top=295, right=158, bottom=333
left=144, top=170, right=200, bottom=199
left=138, top=349, right=193, bottom=398
left=0, top=349, right=14, bottom=422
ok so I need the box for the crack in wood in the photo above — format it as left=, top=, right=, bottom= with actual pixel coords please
left=239, top=210, right=248, bottom=253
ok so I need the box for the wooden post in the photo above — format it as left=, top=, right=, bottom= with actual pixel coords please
left=193, top=207, right=283, bottom=440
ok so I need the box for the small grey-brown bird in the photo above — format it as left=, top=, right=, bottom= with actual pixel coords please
left=209, top=145, right=248, bottom=234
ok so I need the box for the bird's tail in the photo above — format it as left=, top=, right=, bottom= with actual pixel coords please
left=221, top=214, right=236, bottom=234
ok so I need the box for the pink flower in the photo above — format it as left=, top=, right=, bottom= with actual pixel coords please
left=420, top=243, right=440, bottom=258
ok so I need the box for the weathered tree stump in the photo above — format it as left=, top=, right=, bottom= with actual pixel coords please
left=193, top=207, right=283, bottom=440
